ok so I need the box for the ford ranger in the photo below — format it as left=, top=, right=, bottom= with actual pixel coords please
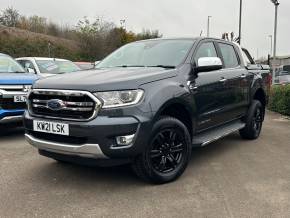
left=24, top=38, right=270, bottom=183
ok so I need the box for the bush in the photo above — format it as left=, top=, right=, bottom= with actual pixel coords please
left=268, top=84, right=290, bottom=116
left=0, top=34, right=82, bottom=61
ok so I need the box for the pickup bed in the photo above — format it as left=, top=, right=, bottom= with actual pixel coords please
left=24, top=37, right=270, bottom=183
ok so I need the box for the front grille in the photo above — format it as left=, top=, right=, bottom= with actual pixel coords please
left=0, top=85, right=24, bottom=92
left=29, top=131, right=87, bottom=145
left=0, top=98, right=26, bottom=110
left=28, top=89, right=101, bottom=121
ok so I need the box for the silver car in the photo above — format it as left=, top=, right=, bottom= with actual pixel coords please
left=16, top=57, right=81, bottom=77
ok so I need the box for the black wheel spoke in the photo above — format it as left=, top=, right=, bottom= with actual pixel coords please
left=150, top=150, right=162, bottom=158
left=156, top=133, right=165, bottom=145
left=167, top=154, right=178, bottom=167
left=158, top=156, right=167, bottom=171
left=253, top=107, right=263, bottom=131
left=169, top=131, right=177, bottom=142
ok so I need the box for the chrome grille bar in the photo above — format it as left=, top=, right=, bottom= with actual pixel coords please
left=32, top=99, right=94, bottom=107
left=28, top=89, right=102, bottom=121
left=32, top=104, right=93, bottom=112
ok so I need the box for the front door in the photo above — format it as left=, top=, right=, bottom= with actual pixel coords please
left=190, top=41, right=228, bottom=131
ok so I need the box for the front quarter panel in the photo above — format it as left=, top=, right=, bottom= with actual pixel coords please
left=139, top=76, right=195, bottom=120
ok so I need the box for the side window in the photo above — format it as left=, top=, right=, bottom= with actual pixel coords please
left=194, top=42, right=217, bottom=63
left=24, top=61, right=35, bottom=69
left=218, top=43, right=239, bottom=68
left=242, top=50, right=252, bottom=66
left=21, top=60, right=36, bottom=73
left=17, top=60, right=25, bottom=68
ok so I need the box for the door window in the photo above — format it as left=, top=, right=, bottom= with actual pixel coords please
left=194, top=42, right=218, bottom=63
left=218, top=43, right=239, bottom=68
left=19, top=60, right=36, bottom=73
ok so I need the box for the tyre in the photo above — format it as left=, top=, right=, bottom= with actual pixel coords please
left=240, top=100, right=264, bottom=140
left=132, top=116, right=192, bottom=184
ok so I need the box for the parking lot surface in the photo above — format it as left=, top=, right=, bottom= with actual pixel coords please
left=0, top=111, right=290, bottom=218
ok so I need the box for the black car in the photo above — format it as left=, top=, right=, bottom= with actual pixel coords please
left=24, top=38, right=270, bottom=183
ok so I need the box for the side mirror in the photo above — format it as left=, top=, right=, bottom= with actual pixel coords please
left=196, top=57, right=223, bottom=73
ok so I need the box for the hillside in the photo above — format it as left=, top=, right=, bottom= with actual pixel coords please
left=0, top=25, right=82, bottom=60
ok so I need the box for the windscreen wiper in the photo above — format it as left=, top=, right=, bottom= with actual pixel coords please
left=147, top=65, right=176, bottom=69
left=116, top=65, right=145, bottom=68
left=12, top=71, right=27, bottom=73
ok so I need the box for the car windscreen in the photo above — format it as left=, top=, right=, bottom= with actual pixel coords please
left=0, top=56, right=26, bottom=73
left=36, top=60, right=81, bottom=74
left=97, top=39, right=195, bottom=69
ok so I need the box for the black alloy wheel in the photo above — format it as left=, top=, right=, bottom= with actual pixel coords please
left=132, top=117, right=191, bottom=184
left=240, top=100, right=264, bottom=140
left=149, top=128, right=186, bottom=174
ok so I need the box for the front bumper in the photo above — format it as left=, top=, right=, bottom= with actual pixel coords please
left=0, top=109, right=24, bottom=123
left=24, top=111, right=152, bottom=159
left=25, top=133, right=107, bottom=158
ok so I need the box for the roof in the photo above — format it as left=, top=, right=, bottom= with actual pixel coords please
left=270, top=55, right=290, bottom=60
left=16, top=57, right=70, bottom=61
left=0, top=53, right=9, bottom=57
left=134, top=37, right=241, bottom=46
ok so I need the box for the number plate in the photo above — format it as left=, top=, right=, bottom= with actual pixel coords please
left=14, top=95, right=27, bottom=102
left=33, top=120, right=69, bottom=136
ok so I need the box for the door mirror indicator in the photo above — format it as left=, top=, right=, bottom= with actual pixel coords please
left=196, top=57, right=223, bottom=73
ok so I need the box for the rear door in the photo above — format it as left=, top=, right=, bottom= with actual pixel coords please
left=215, top=42, right=250, bottom=121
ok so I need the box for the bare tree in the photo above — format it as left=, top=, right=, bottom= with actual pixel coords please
left=0, top=7, right=20, bottom=27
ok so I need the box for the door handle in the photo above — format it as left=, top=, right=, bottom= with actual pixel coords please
left=240, top=74, right=247, bottom=79
left=219, top=78, right=227, bottom=83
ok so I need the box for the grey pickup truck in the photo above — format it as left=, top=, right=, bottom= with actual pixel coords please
left=24, top=37, right=271, bottom=183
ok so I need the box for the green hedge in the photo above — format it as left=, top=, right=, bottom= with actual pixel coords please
left=0, top=37, right=83, bottom=61
left=268, top=84, right=290, bottom=116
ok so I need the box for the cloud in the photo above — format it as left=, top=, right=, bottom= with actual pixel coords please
left=2, top=0, right=290, bottom=57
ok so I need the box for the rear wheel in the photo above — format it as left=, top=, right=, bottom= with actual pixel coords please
left=132, top=117, right=191, bottom=184
left=240, top=100, right=264, bottom=140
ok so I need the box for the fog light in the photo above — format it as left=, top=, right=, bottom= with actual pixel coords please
left=116, top=134, right=135, bottom=146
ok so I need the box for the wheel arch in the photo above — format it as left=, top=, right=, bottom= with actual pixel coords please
left=152, top=98, right=195, bottom=139
left=251, top=87, right=267, bottom=121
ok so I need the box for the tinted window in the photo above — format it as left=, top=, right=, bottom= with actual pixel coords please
left=242, top=50, right=252, bottom=65
left=195, top=42, right=217, bottom=62
left=218, top=43, right=239, bottom=68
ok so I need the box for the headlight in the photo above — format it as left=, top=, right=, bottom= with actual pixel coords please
left=94, top=90, right=144, bottom=108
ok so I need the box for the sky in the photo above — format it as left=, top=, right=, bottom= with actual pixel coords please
left=1, top=0, right=290, bottom=59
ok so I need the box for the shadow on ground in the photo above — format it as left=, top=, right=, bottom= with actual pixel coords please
left=29, top=133, right=244, bottom=187
left=0, top=122, right=24, bottom=137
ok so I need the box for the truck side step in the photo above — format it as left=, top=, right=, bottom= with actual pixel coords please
left=192, top=120, right=246, bottom=147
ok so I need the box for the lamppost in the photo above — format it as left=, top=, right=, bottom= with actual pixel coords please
left=268, top=35, right=273, bottom=56
left=270, top=0, right=280, bottom=83
left=238, top=0, right=243, bottom=44
left=207, top=16, right=212, bottom=37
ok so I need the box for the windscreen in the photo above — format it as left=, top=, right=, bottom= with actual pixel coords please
left=0, top=55, right=26, bottom=73
left=36, top=60, right=81, bottom=74
left=97, top=39, right=195, bottom=69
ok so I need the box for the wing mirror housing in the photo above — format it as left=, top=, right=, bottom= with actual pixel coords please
left=195, top=57, right=223, bottom=73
